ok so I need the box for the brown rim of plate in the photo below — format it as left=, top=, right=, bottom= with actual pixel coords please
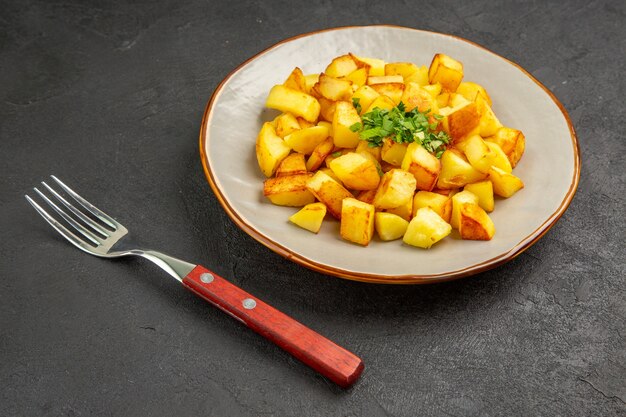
left=198, top=25, right=581, bottom=285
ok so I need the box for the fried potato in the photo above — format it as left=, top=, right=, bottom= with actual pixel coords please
left=428, top=53, right=463, bottom=92
left=484, top=127, right=526, bottom=167
left=370, top=82, right=405, bottom=105
left=273, top=113, right=301, bottom=138
left=456, top=81, right=492, bottom=105
left=463, top=135, right=512, bottom=174
left=368, top=75, right=404, bottom=85
left=404, top=65, right=429, bottom=86
left=381, top=139, right=408, bottom=166
left=464, top=180, right=494, bottom=212
left=401, top=142, right=441, bottom=191
left=403, top=207, right=452, bottom=249
left=345, top=67, right=369, bottom=87
left=276, top=153, right=307, bottom=177
left=256, top=122, right=291, bottom=177
left=351, top=54, right=385, bottom=76
left=450, top=190, right=479, bottom=229
left=332, top=101, right=362, bottom=148
left=352, top=85, right=380, bottom=115
left=263, top=173, right=315, bottom=207
left=437, top=149, right=487, bottom=189
left=401, top=82, right=437, bottom=113
left=305, top=170, right=353, bottom=219
left=373, top=169, right=417, bottom=209
left=488, top=166, right=524, bottom=198
left=289, top=202, right=327, bottom=233
left=385, top=62, right=419, bottom=79
left=318, top=97, right=336, bottom=122
left=356, top=189, right=377, bottom=204
left=340, top=198, right=375, bottom=246
left=459, top=203, right=495, bottom=240
left=325, top=54, right=359, bottom=78
left=284, top=125, right=330, bottom=155
left=315, top=73, right=353, bottom=101
left=266, top=85, right=320, bottom=122
left=412, top=191, right=452, bottom=223
left=306, top=136, right=334, bottom=172
left=385, top=197, right=413, bottom=221
left=375, top=212, right=409, bottom=241
left=329, top=152, right=381, bottom=190
left=283, top=67, right=306, bottom=92
left=364, top=95, right=396, bottom=113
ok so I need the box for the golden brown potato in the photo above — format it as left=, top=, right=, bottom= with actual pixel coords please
left=401, top=82, right=437, bottom=113
left=401, top=143, right=441, bottom=191
left=368, top=75, right=404, bottom=85
left=351, top=54, right=385, bottom=76
left=329, top=152, right=381, bottom=190
left=475, top=95, right=502, bottom=137
left=256, top=122, right=291, bottom=177
left=403, top=207, right=452, bottom=249
left=355, top=140, right=382, bottom=161
left=303, top=74, right=320, bottom=94
left=404, top=65, right=429, bottom=86
left=356, top=189, right=377, bottom=204
left=288, top=202, right=327, bottom=233
left=283, top=67, right=306, bottom=92
left=488, top=166, right=524, bottom=198
left=437, top=149, right=487, bottom=189
left=275, top=153, right=307, bottom=177
left=284, top=125, right=330, bottom=155
left=450, top=190, right=479, bottom=229
left=263, top=173, right=315, bottom=207
left=384, top=62, right=419, bottom=79
left=463, top=135, right=512, bottom=174
left=373, top=169, right=417, bottom=209
left=351, top=85, right=380, bottom=115
left=484, top=127, right=526, bottom=167
left=456, top=81, right=492, bottom=105
left=370, top=82, right=405, bottom=105
left=305, top=170, right=353, bottom=219
left=428, top=53, right=464, bottom=92
left=332, top=101, right=362, bottom=148
left=345, top=67, right=369, bottom=87
left=317, top=97, right=336, bottom=122
left=464, top=180, right=494, bottom=212
left=385, top=196, right=413, bottom=221
left=381, top=139, right=408, bottom=166
left=315, top=73, right=353, bottom=101
left=375, top=212, right=409, bottom=241
left=273, top=113, right=301, bottom=138
left=325, top=54, right=359, bottom=78
left=364, top=95, right=396, bottom=113
left=412, top=191, right=452, bottom=223
left=306, top=136, right=334, bottom=171
left=444, top=102, right=481, bottom=141
left=266, top=85, right=320, bottom=122
left=459, top=203, right=495, bottom=240
left=340, top=198, right=375, bottom=246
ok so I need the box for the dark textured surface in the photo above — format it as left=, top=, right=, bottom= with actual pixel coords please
left=1, top=0, right=624, bottom=415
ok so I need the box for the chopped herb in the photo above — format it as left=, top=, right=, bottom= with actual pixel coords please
left=352, top=97, right=362, bottom=113
left=350, top=102, right=451, bottom=158
left=331, top=151, right=342, bottom=157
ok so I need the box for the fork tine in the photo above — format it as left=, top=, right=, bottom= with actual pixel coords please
left=34, top=188, right=103, bottom=246
left=25, top=195, right=99, bottom=255
left=41, top=181, right=109, bottom=237
left=50, top=175, right=118, bottom=230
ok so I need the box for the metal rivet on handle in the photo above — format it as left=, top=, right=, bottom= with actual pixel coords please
left=242, top=298, right=256, bottom=309
left=200, top=273, right=214, bottom=283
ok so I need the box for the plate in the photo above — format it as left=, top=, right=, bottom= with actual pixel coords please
left=199, top=25, right=580, bottom=284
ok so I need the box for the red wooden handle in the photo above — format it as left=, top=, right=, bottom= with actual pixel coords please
left=182, top=265, right=364, bottom=387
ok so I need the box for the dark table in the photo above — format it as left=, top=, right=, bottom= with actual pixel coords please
left=2, top=1, right=624, bottom=415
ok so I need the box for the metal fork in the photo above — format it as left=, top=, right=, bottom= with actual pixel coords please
left=26, top=176, right=363, bottom=388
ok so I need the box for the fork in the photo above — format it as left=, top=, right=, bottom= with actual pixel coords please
left=25, top=176, right=363, bottom=388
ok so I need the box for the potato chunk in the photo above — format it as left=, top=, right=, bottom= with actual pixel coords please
left=373, top=169, right=417, bottom=209
left=484, top=127, right=526, bottom=168
left=464, top=180, right=494, bottom=212
left=329, top=152, right=381, bottom=190
left=345, top=67, right=369, bottom=87
left=401, top=82, right=437, bottom=113
left=365, top=95, right=396, bottom=113
left=401, top=143, right=441, bottom=191
left=283, top=67, right=306, bottom=92
left=273, top=113, right=301, bottom=138
left=340, top=198, right=375, bottom=246
left=368, top=75, right=404, bottom=85
left=306, top=136, right=334, bottom=172
left=456, top=81, right=492, bottom=105
left=381, top=139, right=408, bottom=166
left=463, top=135, right=512, bottom=174
left=370, top=82, right=405, bottom=105
left=263, top=173, right=315, bottom=207
left=332, top=101, right=362, bottom=148
left=412, top=191, right=452, bottom=223
left=437, top=149, right=487, bottom=189
left=403, top=207, right=452, bottom=249
left=351, top=54, right=385, bottom=76
left=352, top=85, right=380, bottom=115
left=289, top=202, right=327, bottom=233
left=318, top=97, right=336, bottom=122
left=428, top=54, right=463, bottom=92
left=385, top=196, right=413, bottom=221
left=266, top=85, right=320, bottom=122
left=476, top=95, right=502, bottom=137
left=459, top=203, right=495, bottom=240
left=325, top=54, right=359, bottom=78
left=450, top=190, right=479, bottom=229
left=284, top=125, right=330, bottom=155
left=305, top=170, right=353, bottom=219
left=375, top=212, right=409, bottom=241
left=404, top=65, right=429, bottom=86
left=488, top=166, right=524, bottom=198
left=315, top=73, right=353, bottom=101
left=256, top=122, right=291, bottom=177
left=444, top=102, right=481, bottom=141
left=275, top=153, right=307, bottom=177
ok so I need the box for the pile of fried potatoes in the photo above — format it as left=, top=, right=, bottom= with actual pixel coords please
left=255, top=53, right=525, bottom=248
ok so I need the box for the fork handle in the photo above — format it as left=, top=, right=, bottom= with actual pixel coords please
left=182, top=265, right=364, bottom=388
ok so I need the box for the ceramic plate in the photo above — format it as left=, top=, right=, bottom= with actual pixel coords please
left=199, top=25, right=580, bottom=284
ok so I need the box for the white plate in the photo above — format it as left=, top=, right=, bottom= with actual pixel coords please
left=199, top=25, right=580, bottom=284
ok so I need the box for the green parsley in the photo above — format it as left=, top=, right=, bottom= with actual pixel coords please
left=349, top=102, right=451, bottom=158
left=352, top=97, right=362, bottom=114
